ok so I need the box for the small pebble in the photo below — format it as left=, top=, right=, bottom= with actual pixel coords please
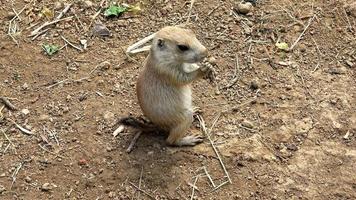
left=345, top=60, right=354, bottom=68
left=345, top=2, right=356, bottom=17
left=99, top=61, right=111, bottom=70
left=41, top=183, right=52, bottom=191
left=250, top=79, right=259, bottom=90
left=7, top=11, right=16, bottom=19
left=0, top=185, right=5, bottom=194
left=241, top=120, right=254, bottom=129
left=21, top=109, right=30, bottom=115
left=83, top=0, right=94, bottom=8
left=54, top=2, right=63, bottom=10
left=25, top=176, right=32, bottom=183
left=93, top=23, right=110, bottom=37
left=208, top=57, right=217, bottom=65
left=236, top=2, right=253, bottom=15
left=78, top=159, right=87, bottom=166
left=22, top=83, right=29, bottom=90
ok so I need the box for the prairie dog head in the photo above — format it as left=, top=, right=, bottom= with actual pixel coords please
left=151, top=26, right=208, bottom=65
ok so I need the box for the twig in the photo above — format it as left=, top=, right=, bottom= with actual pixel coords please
left=30, top=4, right=72, bottom=36
left=343, top=8, right=354, bottom=32
left=61, top=36, right=83, bottom=51
left=0, top=97, right=17, bottom=110
left=126, top=131, right=142, bottom=153
left=138, top=166, right=144, bottom=200
left=197, top=115, right=232, bottom=184
left=129, top=182, right=155, bottom=200
left=186, top=0, right=196, bottom=24
left=224, top=54, right=240, bottom=89
left=203, top=166, right=216, bottom=188
left=311, top=37, right=321, bottom=72
left=289, top=15, right=316, bottom=51
left=38, top=144, right=64, bottom=159
left=190, top=174, right=199, bottom=200
left=46, top=79, right=69, bottom=89
left=126, top=33, right=156, bottom=55
left=1, top=128, right=15, bottom=152
left=212, top=180, right=230, bottom=192
left=31, top=28, right=49, bottom=40
left=6, top=118, right=33, bottom=135
left=11, top=162, right=24, bottom=189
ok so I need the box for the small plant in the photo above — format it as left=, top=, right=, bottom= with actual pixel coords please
left=42, top=44, right=59, bottom=56
left=104, top=5, right=127, bottom=17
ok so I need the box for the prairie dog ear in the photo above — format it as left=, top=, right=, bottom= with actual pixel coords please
left=157, top=38, right=165, bottom=48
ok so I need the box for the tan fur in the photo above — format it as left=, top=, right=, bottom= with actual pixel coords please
left=136, top=26, right=208, bottom=146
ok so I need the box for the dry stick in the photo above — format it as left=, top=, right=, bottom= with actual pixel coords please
left=343, top=8, right=354, bottom=32
left=0, top=97, right=17, bottom=110
left=46, top=79, right=69, bottom=89
left=211, top=180, right=229, bottom=192
left=6, top=118, right=33, bottom=135
left=129, top=182, right=155, bottom=200
left=87, top=0, right=107, bottom=32
left=186, top=0, right=196, bottom=24
left=31, top=28, right=49, bottom=40
left=190, top=175, right=199, bottom=200
left=30, top=4, right=72, bottom=36
left=138, top=166, right=144, bottom=200
left=197, top=115, right=232, bottom=184
left=11, top=162, right=24, bottom=189
left=126, top=33, right=156, bottom=54
left=1, top=129, right=15, bottom=152
left=203, top=166, right=216, bottom=188
left=61, top=36, right=83, bottom=51
left=126, top=131, right=142, bottom=153
left=312, top=37, right=321, bottom=72
left=289, top=15, right=316, bottom=51
left=224, top=54, right=240, bottom=89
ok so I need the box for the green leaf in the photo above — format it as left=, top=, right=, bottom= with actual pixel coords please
left=275, top=42, right=289, bottom=51
left=42, top=44, right=59, bottom=56
left=104, top=5, right=127, bottom=17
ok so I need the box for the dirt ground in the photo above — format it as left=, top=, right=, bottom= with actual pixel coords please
left=0, top=0, right=355, bottom=199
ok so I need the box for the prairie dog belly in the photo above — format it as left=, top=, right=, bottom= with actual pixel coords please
left=137, top=71, right=192, bottom=130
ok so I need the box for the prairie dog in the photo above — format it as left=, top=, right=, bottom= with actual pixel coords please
left=136, top=26, right=210, bottom=146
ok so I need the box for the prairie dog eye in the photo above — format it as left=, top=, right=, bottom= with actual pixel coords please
left=177, top=45, right=189, bottom=52
left=157, top=39, right=165, bottom=48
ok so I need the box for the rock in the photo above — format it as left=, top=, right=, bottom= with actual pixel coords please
left=41, top=183, right=52, bottom=191
left=98, top=61, right=111, bottom=70
left=345, top=2, right=356, bottom=18
left=0, top=185, right=5, bottom=194
left=25, top=176, right=32, bottom=183
left=54, top=2, right=63, bottom=10
left=345, top=60, right=354, bottom=68
left=236, top=2, right=253, bottom=15
left=21, top=109, right=30, bottom=115
left=241, top=119, right=254, bottom=129
left=7, top=11, right=16, bottom=19
left=78, top=158, right=87, bottom=166
left=83, top=0, right=94, bottom=8
left=22, top=83, right=29, bottom=90
left=250, top=79, right=259, bottom=90
left=93, top=23, right=110, bottom=37
left=39, top=114, right=50, bottom=121
left=103, top=111, right=115, bottom=121
left=329, top=66, right=347, bottom=74
left=208, top=57, right=217, bottom=65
